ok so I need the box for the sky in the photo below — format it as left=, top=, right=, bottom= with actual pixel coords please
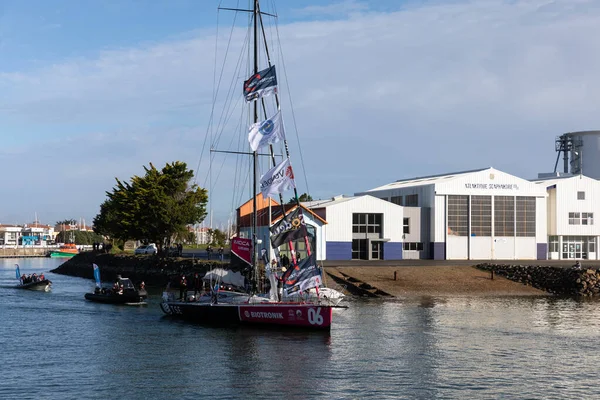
left=1, top=0, right=600, bottom=227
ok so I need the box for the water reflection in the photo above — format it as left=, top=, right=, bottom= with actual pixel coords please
left=3, top=259, right=600, bottom=399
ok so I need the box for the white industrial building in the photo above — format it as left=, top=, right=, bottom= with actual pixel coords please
left=356, top=167, right=548, bottom=260
left=305, top=195, right=404, bottom=261
left=533, top=174, right=600, bottom=260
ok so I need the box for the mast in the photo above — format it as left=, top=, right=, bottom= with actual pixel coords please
left=251, top=0, right=259, bottom=294
left=257, top=4, right=312, bottom=262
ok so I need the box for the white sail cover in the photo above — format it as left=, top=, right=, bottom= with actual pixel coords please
left=260, top=158, right=296, bottom=198
left=248, top=110, right=285, bottom=152
left=202, top=268, right=245, bottom=288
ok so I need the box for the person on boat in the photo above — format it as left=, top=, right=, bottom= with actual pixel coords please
left=573, top=260, right=582, bottom=270
left=112, top=281, right=120, bottom=293
left=281, top=254, right=290, bottom=268
left=218, top=246, right=224, bottom=261
left=177, top=243, right=183, bottom=257
left=206, top=245, right=212, bottom=260
left=139, top=281, right=146, bottom=290
left=179, top=274, right=188, bottom=300
left=40, top=273, right=45, bottom=281
left=193, top=273, right=202, bottom=298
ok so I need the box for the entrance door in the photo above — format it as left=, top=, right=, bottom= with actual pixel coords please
left=371, top=241, right=382, bottom=260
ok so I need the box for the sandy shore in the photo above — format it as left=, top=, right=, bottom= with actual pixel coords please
left=324, top=265, right=547, bottom=297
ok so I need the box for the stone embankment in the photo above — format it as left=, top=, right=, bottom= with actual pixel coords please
left=476, top=263, right=600, bottom=297
left=51, top=252, right=227, bottom=287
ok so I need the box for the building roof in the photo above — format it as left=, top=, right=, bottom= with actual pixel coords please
left=302, top=195, right=356, bottom=209
left=362, top=167, right=490, bottom=192
left=270, top=203, right=328, bottom=225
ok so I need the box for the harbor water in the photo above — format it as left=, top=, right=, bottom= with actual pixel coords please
left=1, top=258, right=600, bottom=399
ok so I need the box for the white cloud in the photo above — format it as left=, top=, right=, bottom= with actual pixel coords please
left=2, top=0, right=600, bottom=224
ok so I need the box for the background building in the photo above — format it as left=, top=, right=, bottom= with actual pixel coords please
left=357, top=167, right=548, bottom=260
left=533, top=174, right=600, bottom=260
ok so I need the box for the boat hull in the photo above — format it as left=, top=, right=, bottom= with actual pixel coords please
left=49, top=251, right=77, bottom=258
left=85, top=290, right=147, bottom=305
left=161, top=301, right=332, bottom=330
left=16, top=279, right=52, bottom=292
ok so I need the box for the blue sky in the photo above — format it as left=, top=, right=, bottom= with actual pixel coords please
left=1, top=0, right=600, bottom=227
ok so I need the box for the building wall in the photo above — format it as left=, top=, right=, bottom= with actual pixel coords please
left=325, top=196, right=404, bottom=243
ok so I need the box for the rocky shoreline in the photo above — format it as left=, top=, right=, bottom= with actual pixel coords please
left=476, top=263, right=600, bottom=297
left=50, top=252, right=228, bottom=287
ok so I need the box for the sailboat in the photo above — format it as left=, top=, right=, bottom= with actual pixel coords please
left=160, top=0, right=337, bottom=330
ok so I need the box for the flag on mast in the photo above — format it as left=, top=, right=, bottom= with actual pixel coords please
left=243, top=65, right=277, bottom=102
left=260, top=158, right=296, bottom=198
left=248, top=110, right=285, bottom=151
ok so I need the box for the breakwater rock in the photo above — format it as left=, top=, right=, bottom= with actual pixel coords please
left=476, top=263, right=600, bottom=297
left=50, top=252, right=228, bottom=287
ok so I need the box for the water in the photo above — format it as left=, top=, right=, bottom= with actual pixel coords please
left=2, top=258, right=600, bottom=399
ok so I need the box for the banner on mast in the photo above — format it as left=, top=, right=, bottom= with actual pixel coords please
left=231, top=237, right=252, bottom=266
left=248, top=110, right=285, bottom=151
left=282, top=253, right=322, bottom=296
left=260, top=158, right=295, bottom=199
left=269, top=207, right=308, bottom=248
left=244, top=65, right=278, bottom=102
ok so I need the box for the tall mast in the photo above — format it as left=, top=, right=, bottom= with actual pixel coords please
left=251, top=0, right=259, bottom=293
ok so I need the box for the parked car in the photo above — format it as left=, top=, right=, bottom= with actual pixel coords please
left=134, top=243, right=157, bottom=255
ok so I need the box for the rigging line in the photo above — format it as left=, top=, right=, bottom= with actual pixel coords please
left=274, top=16, right=311, bottom=198
left=211, top=20, right=251, bottom=152
left=230, top=105, right=249, bottom=220
left=195, top=2, right=241, bottom=186
left=210, top=99, right=246, bottom=189
left=211, top=12, right=249, bottom=151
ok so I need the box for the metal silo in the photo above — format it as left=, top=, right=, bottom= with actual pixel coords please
left=554, top=131, right=600, bottom=179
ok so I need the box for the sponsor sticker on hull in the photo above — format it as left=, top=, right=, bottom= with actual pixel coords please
left=238, top=305, right=332, bottom=328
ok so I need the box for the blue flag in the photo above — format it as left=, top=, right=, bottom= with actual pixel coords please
left=93, top=263, right=101, bottom=287
left=15, top=264, right=21, bottom=280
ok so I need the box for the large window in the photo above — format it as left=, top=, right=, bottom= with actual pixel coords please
left=352, top=213, right=382, bottom=234
left=405, top=194, right=418, bottom=207
left=471, top=195, right=491, bottom=236
left=391, top=196, right=403, bottom=205
left=516, top=196, right=536, bottom=237
left=495, top=196, right=515, bottom=236
left=448, top=195, right=468, bottom=236
left=403, top=218, right=410, bottom=234
left=583, top=213, right=594, bottom=225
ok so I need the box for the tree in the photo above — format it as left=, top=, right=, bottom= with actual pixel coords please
left=56, top=219, right=77, bottom=227
left=208, top=228, right=227, bottom=247
left=93, top=161, right=208, bottom=251
left=287, top=193, right=313, bottom=204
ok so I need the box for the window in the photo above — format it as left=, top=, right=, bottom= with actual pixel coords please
left=582, top=213, right=594, bottom=225
left=516, top=196, right=536, bottom=237
left=391, top=196, right=403, bottom=206
left=448, top=195, right=468, bottom=236
left=494, top=196, right=515, bottom=236
left=587, top=236, right=596, bottom=253
left=352, top=213, right=382, bottom=235
left=403, top=218, right=410, bottom=234
left=405, top=194, right=418, bottom=207
left=569, top=212, right=581, bottom=225
left=578, top=191, right=585, bottom=200
left=549, top=236, right=559, bottom=252
left=403, top=242, right=424, bottom=251
left=471, top=195, right=491, bottom=236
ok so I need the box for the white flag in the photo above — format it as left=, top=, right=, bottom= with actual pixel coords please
left=260, top=158, right=296, bottom=198
left=248, top=110, right=285, bottom=152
